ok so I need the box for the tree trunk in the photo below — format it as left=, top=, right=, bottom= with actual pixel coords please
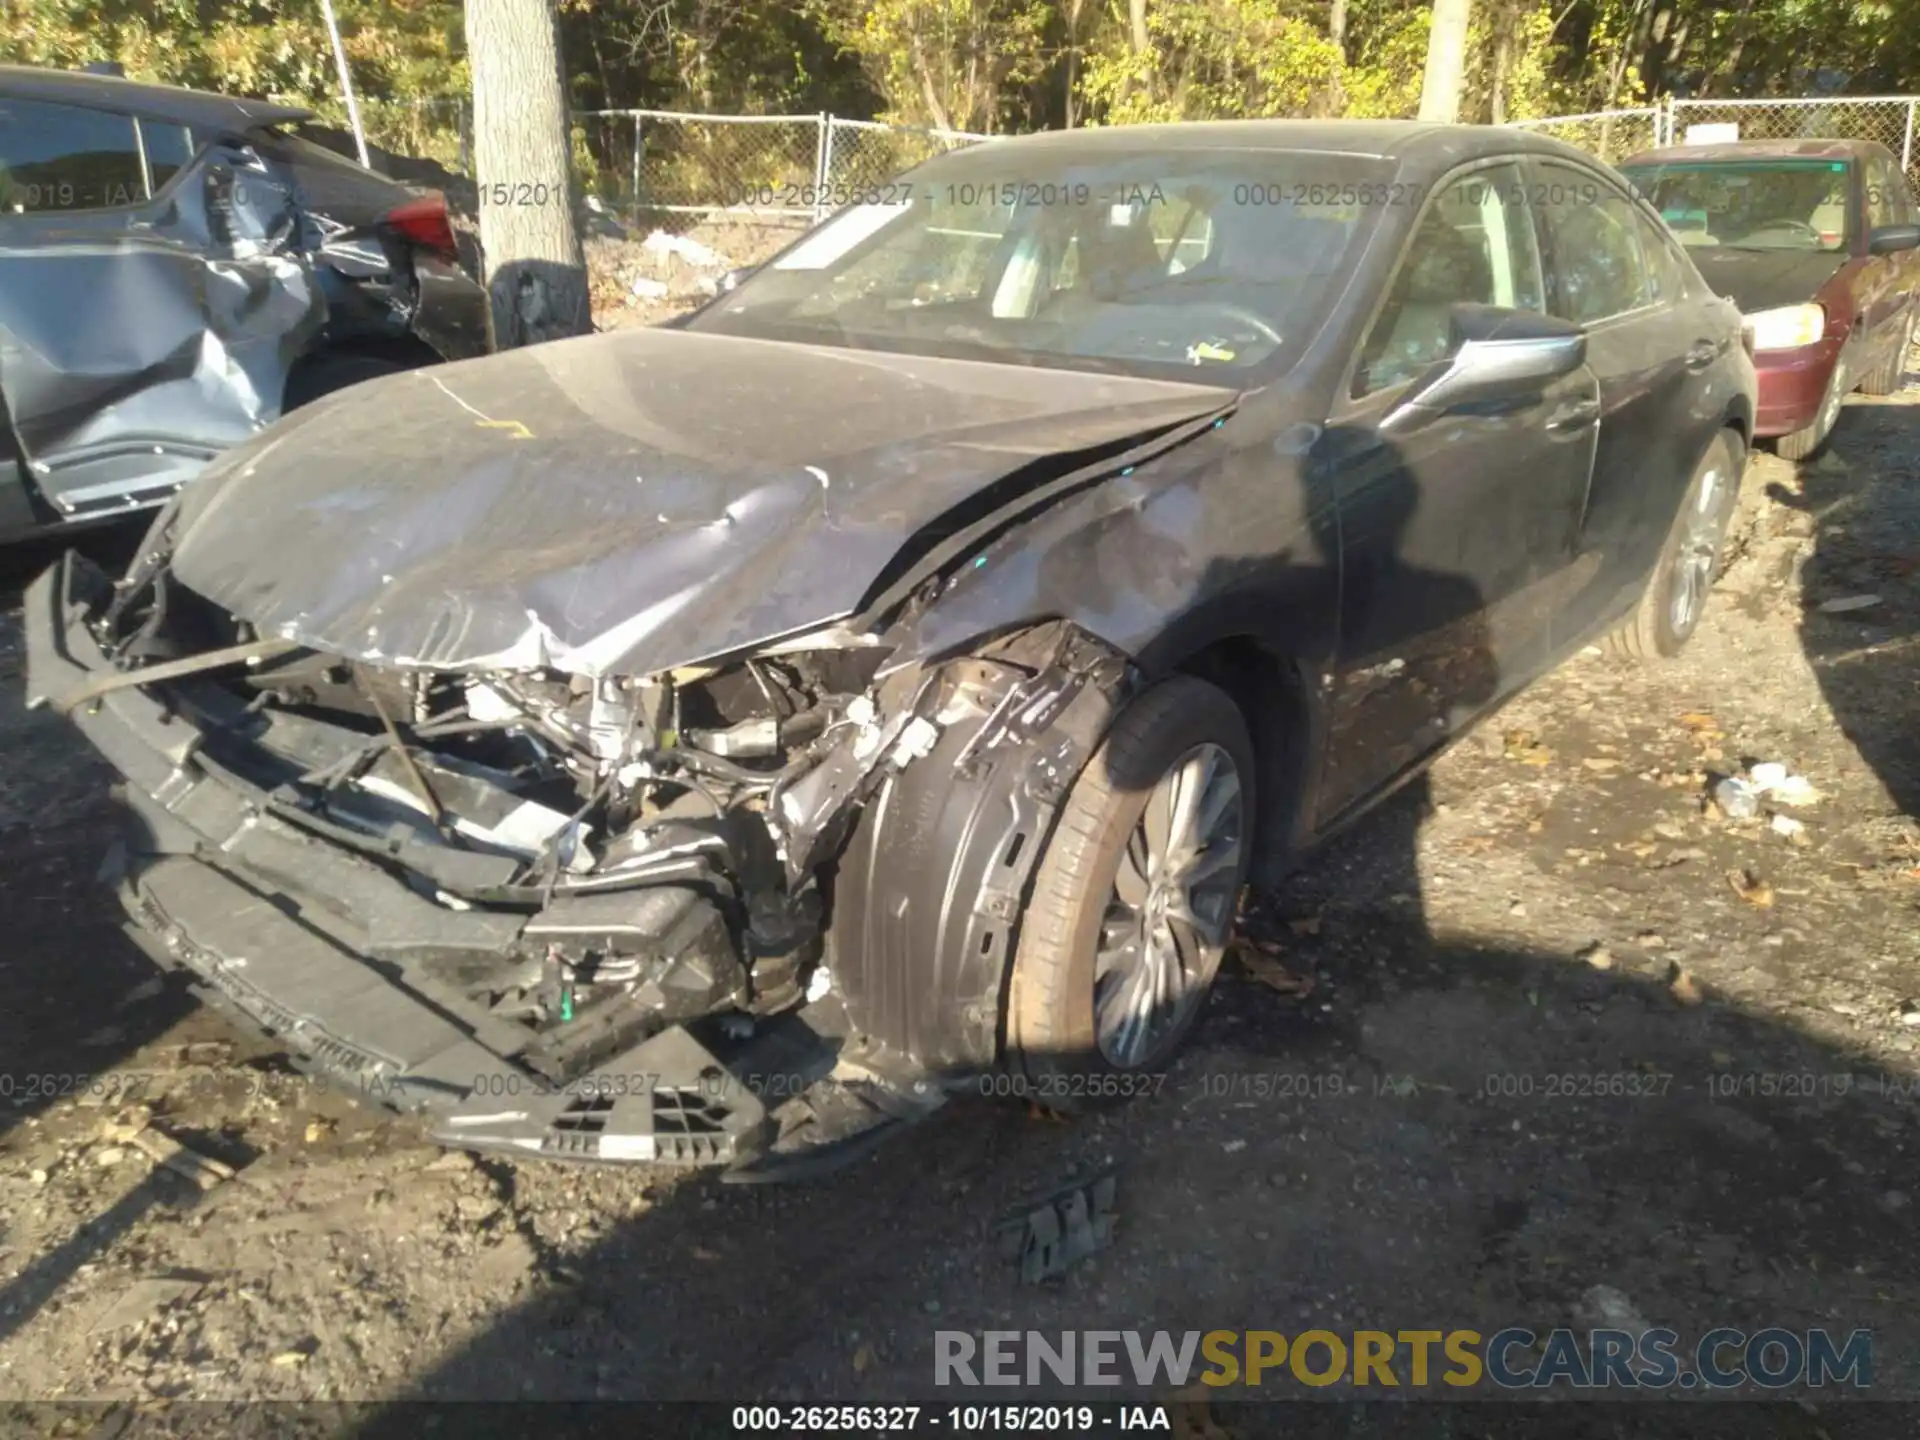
left=1418, top=0, right=1473, bottom=122
left=1064, top=0, right=1084, bottom=127
left=465, top=0, right=590, bottom=349
left=1329, top=0, right=1348, bottom=58
left=1129, top=0, right=1150, bottom=53
left=1489, top=1, right=1514, bottom=123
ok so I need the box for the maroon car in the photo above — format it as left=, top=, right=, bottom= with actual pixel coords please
left=1621, top=138, right=1920, bottom=459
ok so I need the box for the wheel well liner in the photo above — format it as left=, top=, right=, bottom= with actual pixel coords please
left=827, top=626, right=1134, bottom=1072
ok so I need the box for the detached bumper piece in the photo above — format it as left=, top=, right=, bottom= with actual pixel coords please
left=433, top=1027, right=771, bottom=1166
left=24, top=553, right=940, bottom=1177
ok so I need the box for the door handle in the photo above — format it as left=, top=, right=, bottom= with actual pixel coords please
left=1546, top=398, right=1600, bottom=432
left=1684, top=339, right=1720, bottom=371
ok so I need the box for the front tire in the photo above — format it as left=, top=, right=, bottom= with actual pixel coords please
left=1858, top=306, right=1915, bottom=397
left=1605, top=430, right=1742, bottom=663
left=1774, top=355, right=1848, bottom=461
left=1005, top=676, right=1255, bottom=1109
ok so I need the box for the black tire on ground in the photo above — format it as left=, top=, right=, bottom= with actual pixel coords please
left=282, top=352, right=409, bottom=411
left=1774, top=355, right=1848, bottom=461
left=1858, top=307, right=1915, bottom=397
left=1004, top=674, right=1256, bottom=1110
left=1605, top=429, right=1744, bottom=663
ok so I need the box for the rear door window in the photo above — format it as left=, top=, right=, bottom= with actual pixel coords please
left=1633, top=208, right=1688, bottom=303
left=0, top=98, right=146, bottom=213
left=140, top=119, right=195, bottom=193
left=1536, top=164, right=1650, bottom=324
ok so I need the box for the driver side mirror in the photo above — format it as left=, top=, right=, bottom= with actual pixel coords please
left=1869, top=223, right=1920, bottom=255
left=1382, top=305, right=1587, bottom=433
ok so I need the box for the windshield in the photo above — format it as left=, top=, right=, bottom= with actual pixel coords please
left=1619, top=160, right=1851, bottom=252
left=687, top=146, right=1391, bottom=382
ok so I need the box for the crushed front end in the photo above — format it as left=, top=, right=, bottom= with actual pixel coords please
left=24, top=522, right=1132, bottom=1179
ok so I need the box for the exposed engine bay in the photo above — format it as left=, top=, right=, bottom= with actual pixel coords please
left=29, top=519, right=1137, bottom=1180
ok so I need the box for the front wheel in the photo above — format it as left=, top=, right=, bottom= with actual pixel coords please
left=1858, top=306, right=1915, bottom=397
left=1774, top=356, right=1848, bottom=461
left=1004, top=675, right=1255, bottom=1109
left=1605, top=430, right=1743, bottom=663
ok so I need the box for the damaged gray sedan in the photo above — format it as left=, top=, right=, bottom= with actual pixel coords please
left=26, top=120, right=1756, bottom=1180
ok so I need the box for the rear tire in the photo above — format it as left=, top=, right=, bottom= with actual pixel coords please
left=1005, top=676, right=1255, bottom=1110
left=282, top=352, right=409, bottom=411
left=1858, top=306, right=1915, bottom=397
left=1605, top=431, right=1743, bottom=663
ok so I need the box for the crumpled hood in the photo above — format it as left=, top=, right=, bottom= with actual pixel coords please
left=168, top=327, right=1232, bottom=676
left=1686, top=247, right=1851, bottom=314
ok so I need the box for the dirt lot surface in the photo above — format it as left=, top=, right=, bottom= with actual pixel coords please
left=2, top=365, right=1919, bottom=1430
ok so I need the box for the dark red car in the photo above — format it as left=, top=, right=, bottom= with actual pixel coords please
left=1621, top=138, right=1920, bottom=458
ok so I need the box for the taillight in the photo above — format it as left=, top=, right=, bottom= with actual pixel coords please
left=384, top=192, right=457, bottom=260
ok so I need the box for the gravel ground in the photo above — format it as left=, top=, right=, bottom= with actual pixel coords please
left=1, top=365, right=1918, bottom=1431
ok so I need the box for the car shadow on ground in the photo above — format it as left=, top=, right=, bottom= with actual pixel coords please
left=1785, top=384, right=1920, bottom=820
left=335, top=820, right=1915, bottom=1431
left=0, top=523, right=227, bottom=1344
left=1, top=522, right=195, bottom=1131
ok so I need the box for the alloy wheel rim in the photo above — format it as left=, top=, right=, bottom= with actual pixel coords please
left=1669, top=463, right=1727, bottom=635
left=1093, top=742, right=1245, bottom=1068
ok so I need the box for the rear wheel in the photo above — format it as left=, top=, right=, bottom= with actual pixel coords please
left=1858, top=306, right=1916, bottom=397
left=1005, top=676, right=1255, bottom=1108
left=1605, top=431, right=1743, bottom=662
left=1774, top=355, right=1848, bottom=461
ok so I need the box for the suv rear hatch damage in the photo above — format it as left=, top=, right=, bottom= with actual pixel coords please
left=26, top=333, right=1230, bottom=1178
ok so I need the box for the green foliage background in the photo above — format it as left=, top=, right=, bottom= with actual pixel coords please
left=7, top=0, right=1920, bottom=172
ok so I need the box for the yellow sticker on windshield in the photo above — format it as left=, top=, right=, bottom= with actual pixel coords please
left=1189, top=341, right=1236, bottom=364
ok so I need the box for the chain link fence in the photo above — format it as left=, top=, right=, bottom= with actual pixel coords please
left=356, top=104, right=992, bottom=217
left=1512, top=96, right=1920, bottom=186
left=1504, top=107, right=1661, bottom=165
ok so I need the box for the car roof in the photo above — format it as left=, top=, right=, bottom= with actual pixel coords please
left=0, top=63, right=311, bottom=134
left=949, top=119, right=1610, bottom=171
left=1620, top=137, right=1890, bottom=167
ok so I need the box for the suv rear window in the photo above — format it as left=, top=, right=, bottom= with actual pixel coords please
left=249, top=125, right=403, bottom=224
left=0, top=98, right=145, bottom=213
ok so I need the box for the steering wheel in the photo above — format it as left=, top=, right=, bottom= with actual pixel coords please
left=1184, top=302, right=1284, bottom=346
left=1748, top=218, right=1823, bottom=241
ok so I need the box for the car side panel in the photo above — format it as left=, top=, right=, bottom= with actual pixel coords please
left=1527, top=155, right=1737, bottom=651
left=881, top=389, right=1342, bottom=685
left=1861, top=152, right=1920, bottom=365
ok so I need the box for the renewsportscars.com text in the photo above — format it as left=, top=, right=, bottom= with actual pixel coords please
left=934, top=1328, right=1872, bottom=1390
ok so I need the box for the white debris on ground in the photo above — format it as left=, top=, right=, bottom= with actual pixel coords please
left=586, top=216, right=810, bottom=330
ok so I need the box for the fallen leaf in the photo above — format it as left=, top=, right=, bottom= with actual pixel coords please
left=1728, top=869, right=1776, bottom=907
left=1287, top=916, right=1323, bottom=937
left=854, top=1343, right=876, bottom=1374
left=1231, top=937, right=1315, bottom=997
left=1677, top=712, right=1721, bottom=732
left=1582, top=756, right=1622, bottom=772
left=303, top=1118, right=336, bottom=1144
left=1669, top=966, right=1705, bottom=1006
left=269, top=1351, right=309, bottom=1368
left=1817, top=594, right=1882, bottom=614
left=1503, top=728, right=1555, bottom=765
